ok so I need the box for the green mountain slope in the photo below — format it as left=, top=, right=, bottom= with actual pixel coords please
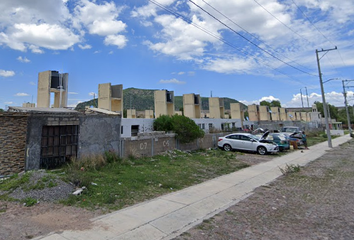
left=75, top=88, right=246, bottom=111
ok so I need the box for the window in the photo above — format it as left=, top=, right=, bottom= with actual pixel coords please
left=227, top=135, right=239, bottom=140
left=131, top=125, right=139, bottom=136
left=240, top=135, right=251, bottom=141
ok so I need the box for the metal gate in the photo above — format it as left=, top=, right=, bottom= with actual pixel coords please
left=40, top=125, right=78, bottom=169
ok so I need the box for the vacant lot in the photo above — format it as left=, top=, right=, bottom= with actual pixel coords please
left=175, top=139, right=354, bottom=240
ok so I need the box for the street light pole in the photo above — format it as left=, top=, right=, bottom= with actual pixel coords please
left=300, top=88, right=304, bottom=108
left=316, top=47, right=337, bottom=148
left=305, top=87, right=310, bottom=107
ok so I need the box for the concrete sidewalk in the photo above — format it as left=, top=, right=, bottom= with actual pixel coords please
left=35, top=135, right=352, bottom=240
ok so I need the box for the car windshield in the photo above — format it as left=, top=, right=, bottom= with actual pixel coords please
left=282, top=127, right=298, bottom=132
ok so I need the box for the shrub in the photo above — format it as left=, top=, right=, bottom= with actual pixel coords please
left=153, top=115, right=204, bottom=144
left=171, top=115, right=204, bottom=144
left=153, top=115, right=173, bottom=132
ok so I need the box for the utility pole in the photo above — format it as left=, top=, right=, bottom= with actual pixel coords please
left=343, top=80, right=354, bottom=137
left=305, top=87, right=310, bottom=107
left=300, top=88, right=304, bottom=108
left=316, top=47, right=337, bottom=148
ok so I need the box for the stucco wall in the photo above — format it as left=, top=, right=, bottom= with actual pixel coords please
left=78, top=115, right=121, bottom=158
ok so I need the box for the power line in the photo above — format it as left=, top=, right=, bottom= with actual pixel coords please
left=148, top=0, right=312, bottom=86
left=253, top=0, right=308, bottom=42
left=201, top=0, right=316, bottom=76
left=290, top=0, right=348, bottom=69
left=188, top=0, right=315, bottom=76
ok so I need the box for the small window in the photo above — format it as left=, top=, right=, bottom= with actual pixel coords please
left=121, top=126, right=124, bottom=134
left=131, top=125, right=139, bottom=136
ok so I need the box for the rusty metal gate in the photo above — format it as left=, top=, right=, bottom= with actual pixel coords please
left=40, top=125, right=78, bottom=169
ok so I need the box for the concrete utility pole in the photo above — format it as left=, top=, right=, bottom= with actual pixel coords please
left=300, top=88, right=304, bottom=108
left=343, top=80, right=354, bottom=136
left=316, top=47, right=337, bottom=148
left=305, top=87, right=310, bottom=107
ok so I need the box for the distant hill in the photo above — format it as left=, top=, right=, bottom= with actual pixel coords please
left=75, top=87, right=246, bottom=111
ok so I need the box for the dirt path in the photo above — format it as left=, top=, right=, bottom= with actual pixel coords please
left=0, top=201, right=101, bottom=240
left=175, top=139, right=354, bottom=240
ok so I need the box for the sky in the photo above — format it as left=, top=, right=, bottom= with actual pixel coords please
left=1, top=0, right=354, bottom=110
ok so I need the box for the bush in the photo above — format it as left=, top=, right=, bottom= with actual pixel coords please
left=154, top=115, right=204, bottom=144
left=153, top=115, right=173, bottom=132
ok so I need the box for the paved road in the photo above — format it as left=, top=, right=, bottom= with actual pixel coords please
left=35, top=135, right=352, bottom=240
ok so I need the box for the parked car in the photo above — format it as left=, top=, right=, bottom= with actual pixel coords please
left=266, top=133, right=290, bottom=151
left=218, top=132, right=279, bottom=155
left=281, top=126, right=300, bottom=134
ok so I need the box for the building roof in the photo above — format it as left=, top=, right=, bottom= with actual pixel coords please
left=85, top=107, right=121, bottom=115
left=8, top=107, right=78, bottom=113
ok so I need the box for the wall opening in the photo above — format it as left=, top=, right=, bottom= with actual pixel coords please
left=40, top=125, right=78, bottom=169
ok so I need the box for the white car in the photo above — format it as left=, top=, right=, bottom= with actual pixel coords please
left=218, top=132, right=279, bottom=155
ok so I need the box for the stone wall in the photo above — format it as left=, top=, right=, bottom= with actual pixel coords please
left=0, top=113, right=29, bottom=176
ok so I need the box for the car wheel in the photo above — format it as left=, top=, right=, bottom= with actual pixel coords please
left=257, top=146, right=267, bottom=155
left=223, top=144, right=232, bottom=152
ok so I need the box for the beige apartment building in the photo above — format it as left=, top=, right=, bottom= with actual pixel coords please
left=259, top=105, right=271, bottom=121
left=248, top=105, right=259, bottom=121
left=37, top=70, right=68, bottom=108
left=98, top=83, right=123, bottom=113
left=183, top=94, right=201, bottom=119
left=209, top=97, right=225, bottom=119
left=154, top=90, right=174, bottom=117
left=230, top=103, right=244, bottom=120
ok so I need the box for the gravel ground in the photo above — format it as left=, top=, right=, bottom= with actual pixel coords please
left=174, top=139, right=354, bottom=240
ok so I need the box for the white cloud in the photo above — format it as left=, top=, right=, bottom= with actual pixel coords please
left=88, top=92, right=96, bottom=96
left=89, top=20, right=126, bottom=36
left=4, top=101, right=13, bottom=105
left=68, top=92, right=79, bottom=95
left=284, top=91, right=353, bottom=107
left=0, top=0, right=129, bottom=52
left=14, top=93, right=29, bottom=97
left=104, top=34, right=127, bottom=48
left=259, top=96, right=281, bottom=102
left=29, top=45, right=44, bottom=54
left=0, top=70, right=15, bottom=77
left=11, top=23, right=80, bottom=50
left=29, top=81, right=36, bottom=85
left=78, top=44, right=92, bottom=49
left=159, top=78, right=186, bottom=84
left=17, top=56, right=30, bottom=63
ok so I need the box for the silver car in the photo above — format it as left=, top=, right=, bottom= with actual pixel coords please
left=218, top=132, right=279, bottom=155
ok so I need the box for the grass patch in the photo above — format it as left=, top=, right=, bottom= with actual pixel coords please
left=279, top=164, right=301, bottom=175
left=21, top=197, right=38, bottom=207
left=0, top=173, right=32, bottom=191
left=60, top=149, right=249, bottom=211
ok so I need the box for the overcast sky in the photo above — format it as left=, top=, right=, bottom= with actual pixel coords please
left=1, top=0, right=354, bottom=109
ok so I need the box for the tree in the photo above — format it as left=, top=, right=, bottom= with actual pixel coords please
left=260, top=101, right=271, bottom=107
left=271, top=100, right=281, bottom=108
left=0, top=108, right=4, bottom=112
left=260, top=100, right=281, bottom=108
left=314, top=101, right=338, bottom=121
left=153, top=115, right=204, bottom=143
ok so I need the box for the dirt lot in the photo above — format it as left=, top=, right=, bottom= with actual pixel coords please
left=175, top=139, right=354, bottom=240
